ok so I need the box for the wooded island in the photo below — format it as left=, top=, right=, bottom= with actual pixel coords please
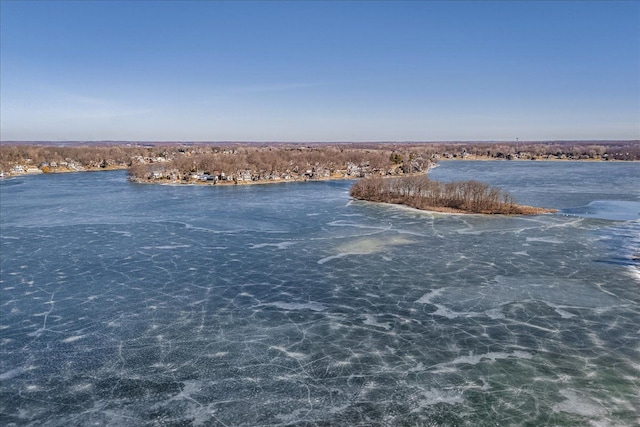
left=350, top=175, right=556, bottom=215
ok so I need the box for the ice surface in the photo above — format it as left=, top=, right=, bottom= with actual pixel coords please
left=553, top=389, right=606, bottom=418
left=563, top=200, right=640, bottom=221
left=1, top=163, right=639, bottom=426
left=317, top=236, right=415, bottom=264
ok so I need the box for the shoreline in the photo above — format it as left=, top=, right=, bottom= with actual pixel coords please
left=2, top=157, right=637, bottom=181
left=1, top=165, right=128, bottom=179
left=351, top=196, right=557, bottom=216
left=127, top=170, right=436, bottom=187
left=436, top=156, right=638, bottom=162
left=353, top=198, right=557, bottom=216
left=127, top=172, right=362, bottom=187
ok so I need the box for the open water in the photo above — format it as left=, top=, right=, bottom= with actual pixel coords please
left=1, top=161, right=639, bottom=426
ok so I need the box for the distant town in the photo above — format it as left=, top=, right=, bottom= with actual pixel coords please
left=1, top=141, right=638, bottom=182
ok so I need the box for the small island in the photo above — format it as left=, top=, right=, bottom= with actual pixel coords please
left=350, top=175, right=557, bottom=215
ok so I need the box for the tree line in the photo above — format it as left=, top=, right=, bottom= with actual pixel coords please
left=0, top=145, right=149, bottom=171
left=127, top=146, right=430, bottom=181
left=1, top=140, right=638, bottom=176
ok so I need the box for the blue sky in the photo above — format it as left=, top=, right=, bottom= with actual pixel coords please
left=1, top=1, right=638, bottom=142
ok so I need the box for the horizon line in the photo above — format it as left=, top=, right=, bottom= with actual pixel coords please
left=2, top=139, right=639, bottom=145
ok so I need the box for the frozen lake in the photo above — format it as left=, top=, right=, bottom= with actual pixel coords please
left=1, top=161, right=639, bottom=426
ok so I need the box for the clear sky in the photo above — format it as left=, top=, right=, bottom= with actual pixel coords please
left=1, top=0, right=638, bottom=142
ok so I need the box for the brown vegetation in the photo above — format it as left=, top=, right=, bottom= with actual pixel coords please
left=350, top=175, right=556, bottom=215
left=126, top=146, right=430, bottom=183
left=0, top=144, right=149, bottom=174
left=1, top=140, right=638, bottom=178
left=380, top=141, right=640, bottom=161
